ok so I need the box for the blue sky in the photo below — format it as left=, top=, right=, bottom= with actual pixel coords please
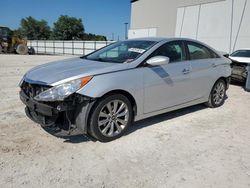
left=0, top=0, right=131, bottom=40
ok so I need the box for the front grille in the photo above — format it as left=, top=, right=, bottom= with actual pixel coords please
left=21, top=81, right=51, bottom=98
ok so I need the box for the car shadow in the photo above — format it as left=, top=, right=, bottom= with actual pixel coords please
left=41, top=92, right=233, bottom=144
left=125, top=104, right=207, bottom=136
left=42, top=103, right=211, bottom=143
left=230, top=80, right=245, bottom=90
left=41, top=126, right=96, bottom=143
left=129, top=93, right=229, bottom=135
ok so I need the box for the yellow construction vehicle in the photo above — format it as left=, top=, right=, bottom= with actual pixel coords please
left=0, top=26, right=34, bottom=55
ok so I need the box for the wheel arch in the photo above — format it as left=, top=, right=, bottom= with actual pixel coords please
left=216, top=76, right=230, bottom=90
left=83, top=89, right=137, bottom=137
left=99, top=89, right=137, bottom=117
left=205, top=76, right=228, bottom=108
left=208, top=77, right=229, bottom=97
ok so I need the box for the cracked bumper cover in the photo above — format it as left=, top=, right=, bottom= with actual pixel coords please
left=19, top=90, right=94, bottom=134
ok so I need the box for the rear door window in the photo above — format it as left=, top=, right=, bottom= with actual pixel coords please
left=187, top=42, right=218, bottom=60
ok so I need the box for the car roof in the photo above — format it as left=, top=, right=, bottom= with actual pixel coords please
left=128, top=37, right=167, bottom=42
left=127, top=37, right=220, bottom=56
left=127, top=37, right=206, bottom=43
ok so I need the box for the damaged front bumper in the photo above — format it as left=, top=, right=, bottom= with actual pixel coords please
left=231, top=62, right=250, bottom=91
left=231, top=62, right=248, bottom=82
left=19, top=90, right=93, bottom=134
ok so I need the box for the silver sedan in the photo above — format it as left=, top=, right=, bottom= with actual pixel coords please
left=19, top=38, right=232, bottom=142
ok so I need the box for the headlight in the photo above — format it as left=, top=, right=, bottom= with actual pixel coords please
left=34, top=76, right=93, bottom=101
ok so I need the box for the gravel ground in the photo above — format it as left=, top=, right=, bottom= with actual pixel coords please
left=0, top=54, right=250, bottom=188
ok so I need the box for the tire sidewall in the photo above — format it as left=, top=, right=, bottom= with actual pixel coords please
left=209, top=79, right=226, bottom=108
left=89, top=94, right=133, bottom=142
left=16, top=44, right=28, bottom=55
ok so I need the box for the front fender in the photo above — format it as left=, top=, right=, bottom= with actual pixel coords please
left=77, top=69, right=143, bottom=97
left=76, top=68, right=144, bottom=116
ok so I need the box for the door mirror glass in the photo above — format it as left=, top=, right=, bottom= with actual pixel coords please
left=146, top=56, right=170, bottom=66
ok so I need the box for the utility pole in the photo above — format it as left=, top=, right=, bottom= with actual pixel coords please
left=124, top=22, right=128, bottom=40
left=112, top=33, right=114, bottom=41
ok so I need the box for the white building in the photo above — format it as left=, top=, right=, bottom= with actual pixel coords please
left=129, top=0, right=250, bottom=53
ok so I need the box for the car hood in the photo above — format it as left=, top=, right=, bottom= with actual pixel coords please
left=229, top=56, right=250, bottom=64
left=24, top=57, right=130, bottom=86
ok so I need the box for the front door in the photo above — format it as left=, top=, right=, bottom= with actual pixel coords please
left=143, top=41, right=193, bottom=114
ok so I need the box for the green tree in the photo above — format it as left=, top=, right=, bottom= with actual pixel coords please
left=52, top=15, right=85, bottom=40
left=95, top=35, right=107, bottom=41
left=82, top=33, right=107, bottom=41
left=19, top=16, right=51, bottom=40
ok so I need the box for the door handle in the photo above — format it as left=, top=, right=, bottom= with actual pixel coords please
left=212, top=63, right=217, bottom=67
left=182, top=68, right=190, bottom=74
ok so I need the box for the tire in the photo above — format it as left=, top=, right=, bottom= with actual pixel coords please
left=206, top=79, right=226, bottom=108
left=28, top=47, right=35, bottom=55
left=0, top=45, right=3, bottom=54
left=89, top=94, right=133, bottom=142
left=16, top=44, right=28, bottom=55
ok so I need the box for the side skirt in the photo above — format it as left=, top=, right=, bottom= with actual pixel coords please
left=134, top=97, right=207, bottom=122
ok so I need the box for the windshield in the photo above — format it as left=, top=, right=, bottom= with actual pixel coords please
left=231, top=50, right=250, bottom=58
left=84, top=40, right=157, bottom=63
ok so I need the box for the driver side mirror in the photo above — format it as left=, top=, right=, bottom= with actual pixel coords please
left=146, top=56, right=170, bottom=66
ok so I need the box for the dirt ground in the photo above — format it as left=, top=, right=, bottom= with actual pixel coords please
left=0, top=54, right=250, bottom=188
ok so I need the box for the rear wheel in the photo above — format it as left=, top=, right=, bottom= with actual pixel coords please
left=89, top=94, right=133, bottom=142
left=206, top=79, right=226, bottom=108
left=0, top=45, right=3, bottom=54
left=16, top=44, right=28, bottom=55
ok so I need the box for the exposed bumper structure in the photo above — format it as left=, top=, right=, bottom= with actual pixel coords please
left=245, top=65, right=250, bottom=91
left=231, top=63, right=248, bottom=81
left=230, top=62, right=250, bottom=91
left=19, top=89, right=93, bottom=134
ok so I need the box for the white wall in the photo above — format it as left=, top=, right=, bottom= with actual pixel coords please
left=128, top=28, right=157, bottom=39
left=27, top=40, right=114, bottom=55
left=175, top=0, right=250, bottom=53
left=231, top=0, right=250, bottom=52
left=176, top=5, right=201, bottom=39
left=130, top=0, right=224, bottom=37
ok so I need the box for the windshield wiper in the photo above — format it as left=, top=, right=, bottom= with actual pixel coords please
left=92, top=58, right=110, bottom=62
left=86, top=57, right=121, bottom=63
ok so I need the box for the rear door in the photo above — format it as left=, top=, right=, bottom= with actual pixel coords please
left=185, top=41, right=220, bottom=99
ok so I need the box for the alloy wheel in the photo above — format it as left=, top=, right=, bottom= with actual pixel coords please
left=98, top=100, right=129, bottom=137
left=213, top=81, right=225, bottom=105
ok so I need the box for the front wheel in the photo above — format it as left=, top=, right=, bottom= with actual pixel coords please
left=89, top=94, right=133, bottom=142
left=16, top=44, right=28, bottom=55
left=206, top=79, right=226, bottom=108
